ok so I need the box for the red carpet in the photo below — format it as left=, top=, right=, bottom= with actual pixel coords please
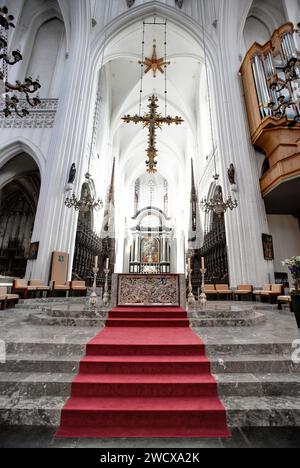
left=56, top=306, right=230, bottom=438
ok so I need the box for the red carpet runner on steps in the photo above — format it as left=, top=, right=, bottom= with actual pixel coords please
left=56, top=306, right=230, bottom=438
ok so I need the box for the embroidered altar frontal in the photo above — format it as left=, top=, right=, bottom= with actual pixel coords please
left=117, top=274, right=180, bottom=306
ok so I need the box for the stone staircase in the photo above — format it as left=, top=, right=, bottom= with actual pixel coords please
left=28, top=304, right=265, bottom=327
left=0, top=340, right=300, bottom=429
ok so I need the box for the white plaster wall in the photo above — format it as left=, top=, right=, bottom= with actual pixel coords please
left=26, top=18, right=66, bottom=98
left=267, top=215, right=300, bottom=283
left=244, top=16, right=271, bottom=49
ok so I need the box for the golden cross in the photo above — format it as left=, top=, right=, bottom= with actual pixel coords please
left=122, top=95, right=184, bottom=174
left=139, top=44, right=170, bottom=78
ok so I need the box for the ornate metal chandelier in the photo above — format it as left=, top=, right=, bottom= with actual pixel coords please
left=0, top=6, right=41, bottom=117
left=199, top=5, right=238, bottom=217
left=200, top=176, right=238, bottom=218
left=65, top=173, right=104, bottom=212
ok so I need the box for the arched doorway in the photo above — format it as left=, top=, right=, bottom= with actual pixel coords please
left=0, top=154, right=41, bottom=278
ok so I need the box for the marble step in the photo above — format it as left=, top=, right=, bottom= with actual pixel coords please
left=189, top=308, right=255, bottom=318
left=3, top=340, right=296, bottom=357
left=1, top=372, right=300, bottom=398
left=216, top=374, right=300, bottom=397
left=45, top=309, right=108, bottom=319
left=0, top=394, right=300, bottom=428
left=224, top=396, right=300, bottom=427
left=1, top=354, right=299, bottom=374
left=29, top=312, right=266, bottom=328
left=191, top=313, right=266, bottom=327
left=17, top=298, right=87, bottom=306
left=6, top=342, right=86, bottom=356
left=0, top=373, right=73, bottom=397
left=0, top=355, right=81, bottom=373
left=29, top=314, right=106, bottom=327
left=210, top=355, right=300, bottom=374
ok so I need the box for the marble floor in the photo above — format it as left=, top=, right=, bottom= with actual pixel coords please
left=0, top=299, right=300, bottom=448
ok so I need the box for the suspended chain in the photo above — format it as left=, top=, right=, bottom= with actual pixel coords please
left=201, top=1, right=217, bottom=176
left=139, top=21, right=146, bottom=116
left=164, top=20, right=168, bottom=117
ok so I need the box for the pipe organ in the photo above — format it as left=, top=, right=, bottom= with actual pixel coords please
left=240, top=23, right=300, bottom=197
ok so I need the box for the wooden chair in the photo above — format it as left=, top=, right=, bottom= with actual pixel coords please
left=12, top=279, right=37, bottom=299
left=215, top=284, right=233, bottom=301
left=203, top=285, right=217, bottom=300
left=278, top=295, right=292, bottom=311
left=29, top=280, right=50, bottom=298
left=0, top=287, right=7, bottom=310
left=52, top=281, right=70, bottom=297
left=267, top=284, right=283, bottom=304
left=70, top=281, right=87, bottom=297
left=0, top=287, right=19, bottom=309
left=253, top=284, right=271, bottom=301
left=235, top=284, right=253, bottom=301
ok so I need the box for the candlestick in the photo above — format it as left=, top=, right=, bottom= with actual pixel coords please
left=89, top=266, right=99, bottom=310
left=201, top=257, right=205, bottom=270
left=105, top=258, right=109, bottom=270
left=187, top=265, right=195, bottom=307
left=103, top=267, right=110, bottom=306
left=95, top=256, right=98, bottom=269
left=199, top=267, right=207, bottom=307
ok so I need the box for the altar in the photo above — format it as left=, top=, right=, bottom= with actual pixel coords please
left=111, top=274, right=186, bottom=308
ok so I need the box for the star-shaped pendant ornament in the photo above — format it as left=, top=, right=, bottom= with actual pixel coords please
left=139, top=43, right=170, bottom=78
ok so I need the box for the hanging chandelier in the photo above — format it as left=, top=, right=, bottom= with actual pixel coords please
left=0, top=6, right=41, bottom=117
left=65, top=173, right=104, bottom=212
left=199, top=6, right=238, bottom=217
left=200, top=176, right=238, bottom=217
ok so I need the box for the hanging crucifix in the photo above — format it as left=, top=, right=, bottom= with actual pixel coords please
left=122, top=94, right=184, bottom=174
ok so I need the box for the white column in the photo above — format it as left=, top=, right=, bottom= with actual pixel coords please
left=212, top=2, right=274, bottom=287
left=26, top=1, right=93, bottom=282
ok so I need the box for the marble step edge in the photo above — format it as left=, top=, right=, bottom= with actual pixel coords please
left=29, top=314, right=106, bottom=327
left=0, top=355, right=299, bottom=374
left=188, top=309, right=256, bottom=318
left=44, top=310, right=108, bottom=318
left=3, top=341, right=297, bottom=355
left=18, top=298, right=87, bottom=305
left=191, top=314, right=266, bottom=327
left=0, top=396, right=300, bottom=427
left=29, top=313, right=266, bottom=328
left=0, top=373, right=300, bottom=398
left=46, top=309, right=260, bottom=319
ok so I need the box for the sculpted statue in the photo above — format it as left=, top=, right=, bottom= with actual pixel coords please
left=227, top=163, right=236, bottom=186
left=126, top=0, right=135, bottom=7
left=68, top=163, right=76, bottom=185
